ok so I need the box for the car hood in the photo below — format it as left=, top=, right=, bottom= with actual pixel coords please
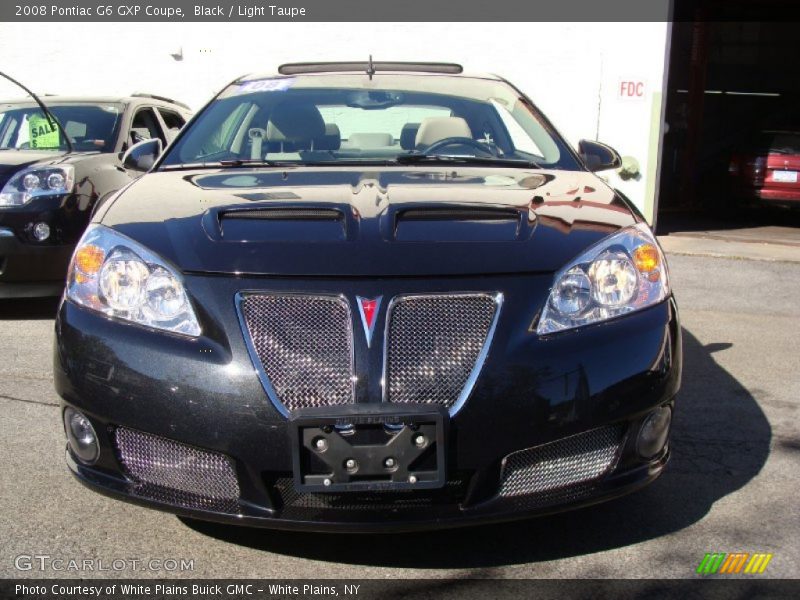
left=99, top=166, right=639, bottom=277
left=0, top=149, right=68, bottom=172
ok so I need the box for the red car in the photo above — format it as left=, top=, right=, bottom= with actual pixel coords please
left=729, top=130, right=800, bottom=206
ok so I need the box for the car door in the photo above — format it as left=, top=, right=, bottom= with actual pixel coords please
left=127, top=106, right=167, bottom=150
left=155, top=107, right=187, bottom=144
left=92, top=106, right=166, bottom=216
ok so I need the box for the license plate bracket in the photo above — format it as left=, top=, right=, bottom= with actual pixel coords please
left=290, top=404, right=447, bottom=492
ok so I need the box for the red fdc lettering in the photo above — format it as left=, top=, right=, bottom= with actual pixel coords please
left=619, top=81, right=645, bottom=97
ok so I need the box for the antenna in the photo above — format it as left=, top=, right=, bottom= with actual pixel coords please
left=366, top=55, right=375, bottom=81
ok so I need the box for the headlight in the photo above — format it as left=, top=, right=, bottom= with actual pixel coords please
left=537, top=223, right=669, bottom=334
left=0, top=165, right=74, bottom=207
left=66, top=224, right=201, bottom=336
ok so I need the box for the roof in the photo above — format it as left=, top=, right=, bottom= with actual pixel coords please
left=278, top=61, right=464, bottom=75
left=237, top=68, right=503, bottom=84
left=0, top=94, right=190, bottom=110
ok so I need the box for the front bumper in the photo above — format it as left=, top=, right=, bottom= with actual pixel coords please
left=67, top=446, right=669, bottom=532
left=0, top=226, right=73, bottom=298
left=0, top=192, right=88, bottom=297
left=54, top=274, right=681, bottom=532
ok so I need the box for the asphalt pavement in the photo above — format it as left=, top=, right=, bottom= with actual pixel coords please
left=1, top=249, right=798, bottom=579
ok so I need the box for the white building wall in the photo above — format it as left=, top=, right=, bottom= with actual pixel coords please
left=0, top=21, right=669, bottom=218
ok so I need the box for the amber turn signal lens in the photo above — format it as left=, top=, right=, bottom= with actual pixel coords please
left=632, top=244, right=660, bottom=281
left=74, top=244, right=105, bottom=275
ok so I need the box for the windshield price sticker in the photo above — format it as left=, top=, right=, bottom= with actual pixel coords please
left=237, top=78, right=296, bottom=93
left=28, top=114, right=60, bottom=149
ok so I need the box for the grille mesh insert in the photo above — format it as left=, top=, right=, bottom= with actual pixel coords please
left=241, top=294, right=354, bottom=412
left=272, top=477, right=468, bottom=520
left=114, top=427, right=240, bottom=513
left=386, top=294, right=498, bottom=409
left=499, top=425, right=624, bottom=499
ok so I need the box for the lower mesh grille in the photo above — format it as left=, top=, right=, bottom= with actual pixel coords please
left=272, top=477, right=468, bottom=520
left=240, top=293, right=355, bottom=412
left=499, top=425, right=625, bottom=501
left=114, top=427, right=240, bottom=513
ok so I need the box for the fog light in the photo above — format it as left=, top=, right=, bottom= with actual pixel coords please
left=32, top=222, right=50, bottom=241
left=636, top=406, right=672, bottom=459
left=64, top=408, right=99, bottom=464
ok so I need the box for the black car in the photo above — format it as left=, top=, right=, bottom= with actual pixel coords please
left=54, top=62, right=681, bottom=532
left=0, top=94, right=191, bottom=298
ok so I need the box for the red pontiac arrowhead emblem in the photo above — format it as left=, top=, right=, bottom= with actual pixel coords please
left=356, top=296, right=382, bottom=346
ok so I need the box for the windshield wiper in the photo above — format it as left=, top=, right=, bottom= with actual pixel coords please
left=295, top=159, right=398, bottom=167
left=163, top=158, right=404, bottom=170
left=217, top=158, right=286, bottom=167
left=161, top=159, right=290, bottom=171
left=0, top=70, right=74, bottom=153
left=394, top=153, right=540, bottom=168
left=160, top=156, right=543, bottom=171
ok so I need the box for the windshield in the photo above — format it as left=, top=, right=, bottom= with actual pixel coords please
left=161, top=74, right=579, bottom=169
left=0, top=103, right=124, bottom=152
left=750, top=131, right=800, bottom=155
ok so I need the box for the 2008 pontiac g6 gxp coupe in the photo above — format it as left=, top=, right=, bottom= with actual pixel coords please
left=55, top=62, right=681, bottom=531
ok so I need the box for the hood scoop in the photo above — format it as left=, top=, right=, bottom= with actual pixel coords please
left=220, top=207, right=343, bottom=221
left=391, top=205, right=532, bottom=242
left=209, top=205, right=348, bottom=242
left=108, top=167, right=636, bottom=278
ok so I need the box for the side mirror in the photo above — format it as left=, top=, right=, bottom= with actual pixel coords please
left=578, top=139, right=622, bottom=172
left=122, top=138, right=162, bottom=172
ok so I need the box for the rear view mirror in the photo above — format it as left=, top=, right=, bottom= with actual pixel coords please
left=579, top=139, right=622, bottom=172
left=122, top=138, right=162, bottom=172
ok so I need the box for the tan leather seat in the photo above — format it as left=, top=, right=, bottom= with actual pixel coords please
left=415, top=116, right=472, bottom=148
left=347, top=132, right=394, bottom=149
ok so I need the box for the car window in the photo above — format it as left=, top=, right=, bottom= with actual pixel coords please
left=198, top=101, right=254, bottom=156
left=751, top=131, right=800, bottom=154
left=129, top=107, right=165, bottom=147
left=0, top=103, right=123, bottom=152
left=318, top=105, right=451, bottom=142
left=491, top=99, right=545, bottom=158
left=157, top=108, right=187, bottom=143
left=162, top=76, right=579, bottom=170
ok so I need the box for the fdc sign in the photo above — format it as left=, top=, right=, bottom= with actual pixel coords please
left=619, top=80, right=646, bottom=100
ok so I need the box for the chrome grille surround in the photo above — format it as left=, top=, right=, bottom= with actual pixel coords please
left=114, top=427, right=240, bottom=513
left=238, top=293, right=355, bottom=415
left=499, top=425, right=625, bottom=499
left=384, top=292, right=502, bottom=413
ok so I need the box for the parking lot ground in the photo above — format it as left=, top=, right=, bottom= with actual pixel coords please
left=0, top=244, right=798, bottom=579
left=658, top=235, right=800, bottom=263
left=657, top=208, right=800, bottom=246
left=657, top=208, right=800, bottom=263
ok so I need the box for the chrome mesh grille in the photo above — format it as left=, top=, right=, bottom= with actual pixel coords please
left=114, top=427, right=240, bottom=513
left=499, top=425, right=624, bottom=498
left=386, top=294, right=498, bottom=409
left=240, top=294, right=354, bottom=412
left=272, top=477, right=469, bottom=521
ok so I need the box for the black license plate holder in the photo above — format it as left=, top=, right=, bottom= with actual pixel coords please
left=290, top=404, right=447, bottom=493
